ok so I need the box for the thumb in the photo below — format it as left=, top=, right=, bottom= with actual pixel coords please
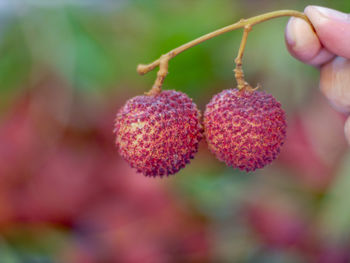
left=305, top=6, right=350, bottom=59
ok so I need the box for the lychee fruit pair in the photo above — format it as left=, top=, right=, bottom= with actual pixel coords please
left=114, top=88, right=286, bottom=177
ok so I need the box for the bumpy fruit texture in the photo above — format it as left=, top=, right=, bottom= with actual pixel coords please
left=204, top=89, right=286, bottom=172
left=114, top=90, right=203, bottom=177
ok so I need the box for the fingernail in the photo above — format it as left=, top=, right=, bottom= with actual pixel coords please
left=285, top=16, right=319, bottom=56
left=285, top=17, right=311, bottom=48
left=307, top=5, right=349, bottom=22
left=285, top=17, right=296, bottom=46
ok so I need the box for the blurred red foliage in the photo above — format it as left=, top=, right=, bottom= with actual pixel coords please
left=243, top=191, right=350, bottom=263
left=0, top=74, right=211, bottom=262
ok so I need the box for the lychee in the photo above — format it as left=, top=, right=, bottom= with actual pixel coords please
left=203, top=88, right=286, bottom=172
left=114, top=90, right=203, bottom=177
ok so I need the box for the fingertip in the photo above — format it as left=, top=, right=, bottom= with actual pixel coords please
left=305, top=5, right=349, bottom=23
left=304, top=5, right=350, bottom=59
left=285, top=16, right=321, bottom=63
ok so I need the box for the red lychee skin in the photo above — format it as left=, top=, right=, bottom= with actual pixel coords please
left=114, top=90, right=203, bottom=177
left=204, top=88, right=287, bottom=172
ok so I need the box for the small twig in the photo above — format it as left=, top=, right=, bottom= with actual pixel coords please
left=137, top=10, right=314, bottom=95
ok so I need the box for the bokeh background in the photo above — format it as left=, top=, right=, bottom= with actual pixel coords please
left=1, top=0, right=350, bottom=262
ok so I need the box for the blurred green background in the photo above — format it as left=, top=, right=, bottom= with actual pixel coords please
left=1, top=0, right=350, bottom=262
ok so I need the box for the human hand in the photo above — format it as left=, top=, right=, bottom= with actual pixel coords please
left=285, top=5, right=350, bottom=143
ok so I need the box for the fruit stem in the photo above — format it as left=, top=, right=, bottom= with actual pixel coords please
left=145, top=55, right=169, bottom=96
left=234, top=25, right=252, bottom=91
left=138, top=10, right=314, bottom=95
